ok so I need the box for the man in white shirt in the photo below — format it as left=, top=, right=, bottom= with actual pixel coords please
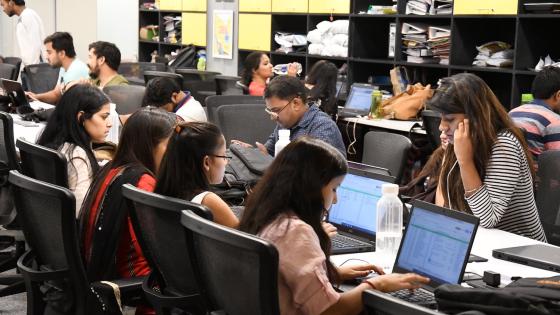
left=0, top=0, right=46, bottom=67
left=27, top=32, right=89, bottom=105
left=141, top=76, right=207, bottom=122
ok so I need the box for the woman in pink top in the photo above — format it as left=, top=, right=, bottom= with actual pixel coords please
left=239, top=137, right=429, bottom=315
left=241, top=51, right=298, bottom=96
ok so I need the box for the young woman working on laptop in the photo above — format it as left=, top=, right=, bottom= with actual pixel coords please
left=239, top=137, right=429, bottom=315
left=429, top=73, right=546, bottom=242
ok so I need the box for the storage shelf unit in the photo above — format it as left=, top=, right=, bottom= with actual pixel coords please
left=236, top=0, right=555, bottom=109
left=138, top=0, right=207, bottom=63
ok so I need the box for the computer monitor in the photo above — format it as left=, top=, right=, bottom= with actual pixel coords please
left=340, top=83, right=375, bottom=116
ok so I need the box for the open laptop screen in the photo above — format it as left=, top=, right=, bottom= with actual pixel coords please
left=345, top=84, right=374, bottom=112
left=394, top=203, right=477, bottom=285
left=328, top=171, right=394, bottom=236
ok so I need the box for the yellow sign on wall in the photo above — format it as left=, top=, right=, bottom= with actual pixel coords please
left=239, top=14, right=271, bottom=51
left=182, top=13, right=207, bottom=46
left=308, top=0, right=349, bottom=14
left=239, top=0, right=271, bottom=12
left=454, top=0, right=518, bottom=14
left=159, top=0, right=182, bottom=10
left=182, top=0, right=207, bottom=12
left=272, top=0, right=308, bottom=13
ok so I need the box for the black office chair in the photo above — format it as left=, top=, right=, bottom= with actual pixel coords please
left=122, top=184, right=212, bottom=315
left=181, top=209, right=280, bottom=315
left=362, top=290, right=441, bottom=315
left=16, top=139, right=68, bottom=188
left=176, top=69, right=220, bottom=106
left=421, top=110, right=442, bottom=152
left=215, top=103, right=276, bottom=146
left=536, top=150, right=560, bottom=246
left=215, top=75, right=244, bottom=96
left=9, top=171, right=143, bottom=315
left=0, top=112, right=25, bottom=297
left=120, top=62, right=168, bottom=86
left=362, top=131, right=412, bottom=183
left=22, top=64, right=60, bottom=93
left=205, top=95, right=264, bottom=123
left=144, top=70, right=183, bottom=89
left=0, top=63, right=17, bottom=81
left=3, top=57, right=22, bottom=79
left=103, top=85, right=146, bottom=115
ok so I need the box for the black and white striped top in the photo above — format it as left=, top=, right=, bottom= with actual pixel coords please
left=465, top=131, right=547, bottom=242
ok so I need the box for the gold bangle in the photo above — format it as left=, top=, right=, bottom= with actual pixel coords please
left=363, top=278, right=377, bottom=290
left=465, top=185, right=482, bottom=195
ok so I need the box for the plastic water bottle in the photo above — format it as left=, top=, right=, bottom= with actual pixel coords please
left=274, top=129, right=291, bottom=157
left=272, top=63, right=302, bottom=76
left=376, top=183, right=403, bottom=272
left=197, top=50, right=207, bottom=71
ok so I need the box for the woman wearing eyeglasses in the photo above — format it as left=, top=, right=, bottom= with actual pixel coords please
left=155, top=121, right=239, bottom=228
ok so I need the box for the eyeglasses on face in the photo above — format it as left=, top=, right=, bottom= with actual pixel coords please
left=211, top=154, right=233, bottom=161
left=264, top=96, right=297, bottom=117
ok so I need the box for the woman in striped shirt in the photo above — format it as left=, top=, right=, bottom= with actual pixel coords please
left=429, top=73, right=546, bottom=242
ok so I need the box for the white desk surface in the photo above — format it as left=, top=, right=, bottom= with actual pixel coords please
left=341, top=116, right=426, bottom=135
left=332, top=227, right=558, bottom=287
left=10, top=101, right=52, bottom=144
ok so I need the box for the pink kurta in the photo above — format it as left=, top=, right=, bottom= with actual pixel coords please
left=258, top=214, right=340, bottom=315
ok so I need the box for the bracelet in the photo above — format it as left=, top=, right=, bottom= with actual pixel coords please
left=464, top=185, right=482, bottom=196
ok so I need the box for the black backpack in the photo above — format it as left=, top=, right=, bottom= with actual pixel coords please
left=212, top=144, right=273, bottom=205
left=434, top=276, right=560, bottom=315
left=168, top=45, right=197, bottom=71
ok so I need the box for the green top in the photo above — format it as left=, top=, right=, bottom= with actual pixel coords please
left=91, top=74, right=129, bottom=88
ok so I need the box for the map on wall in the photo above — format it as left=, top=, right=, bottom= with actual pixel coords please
left=212, top=10, right=234, bottom=59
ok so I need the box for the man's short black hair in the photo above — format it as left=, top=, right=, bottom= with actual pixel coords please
left=264, top=75, right=308, bottom=101
left=43, top=32, right=76, bottom=58
left=11, top=0, right=25, bottom=5
left=142, top=77, right=182, bottom=107
left=532, top=66, right=560, bottom=100
left=89, top=41, right=122, bottom=71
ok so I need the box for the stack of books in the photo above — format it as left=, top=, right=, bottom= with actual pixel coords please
left=402, top=23, right=450, bottom=64
left=405, top=0, right=453, bottom=15
left=427, top=26, right=451, bottom=65
left=163, top=15, right=182, bottom=44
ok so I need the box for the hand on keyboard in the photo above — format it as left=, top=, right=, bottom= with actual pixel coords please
left=338, top=263, right=384, bottom=281
left=365, top=273, right=430, bottom=293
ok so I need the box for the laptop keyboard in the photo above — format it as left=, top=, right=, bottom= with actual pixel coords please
left=389, top=288, right=436, bottom=305
left=331, top=233, right=373, bottom=249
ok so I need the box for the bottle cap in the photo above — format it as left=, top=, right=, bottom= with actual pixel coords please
left=278, top=129, right=290, bottom=138
left=382, top=183, right=399, bottom=195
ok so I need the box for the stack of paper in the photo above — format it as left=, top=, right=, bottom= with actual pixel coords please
left=472, top=41, right=513, bottom=68
left=405, top=0, right=453, bottom=15
left=402, top=24, right=450, bottom=64
left=163, top=15, right=182, bottom=44
left=427, top=26, right=450, bottom=65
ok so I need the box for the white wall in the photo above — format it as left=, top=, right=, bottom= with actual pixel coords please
left=96, top=0, right=138, bottom=61
left=206, top=0, right=238, bottom=76
left=0, top=0, right=55, bottom=57
left=56, top=0, right=97, bottom=61
left=1, top=0, right=138, bottom=63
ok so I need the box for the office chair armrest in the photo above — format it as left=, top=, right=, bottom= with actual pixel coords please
left=142, top=277, right=205, bottom=313
left=17, top=250, right=70, bottom=281
left=92, top=276, right=146, bottom=307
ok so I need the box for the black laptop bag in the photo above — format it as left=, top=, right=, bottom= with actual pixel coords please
left=212, top=143, right=273, bottom=205
left=434, top=276, right=560, bottom=315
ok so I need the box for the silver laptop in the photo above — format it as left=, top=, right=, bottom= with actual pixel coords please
left=493, top=244, right=560, bottom=273
left=338, top=83, right=375, bottom=118
left=328, top=167, right=396, bottom=255
left=388, top=200, right=479, bottom=307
